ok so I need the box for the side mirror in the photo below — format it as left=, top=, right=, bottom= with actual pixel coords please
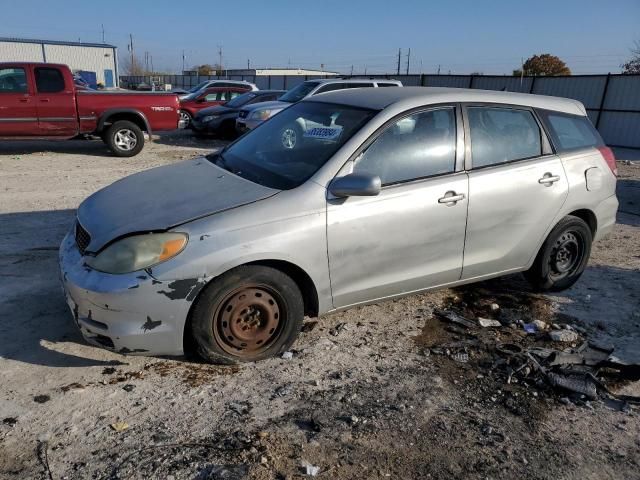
left=329, top=173, right=381, bottom=198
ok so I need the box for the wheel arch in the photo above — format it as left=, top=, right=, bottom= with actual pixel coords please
left=567, top=208, right=597, bottom=237
left=182, top=258, right=320, bottom=357
left=97, top=109, right=151, bottom=135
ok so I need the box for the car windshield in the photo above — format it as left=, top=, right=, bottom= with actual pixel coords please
left=206, top=102, right=376, bottom=190
left=225, top=92, right=257, bottom=108
left=278, top=81, right=321, bottom=103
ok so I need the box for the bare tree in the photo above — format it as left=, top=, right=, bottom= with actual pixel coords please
left=122, top=55, right=146, bottom=76
left=621, top=41, right=640, bottom=74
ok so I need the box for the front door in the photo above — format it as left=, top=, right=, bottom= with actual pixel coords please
left=0, top=66, right=38, bottom=136
left=33, top=66, right=77, bottom=137
left=327, top=106, right=468, bottom=308
left=461, top=105, right=569, bottom=279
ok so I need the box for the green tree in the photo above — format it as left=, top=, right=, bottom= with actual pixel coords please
left=513, top=54, right=571, bottom=76
left=193, top=64, right=223, bottom=75
left=621, top=41, right=640, bottom=74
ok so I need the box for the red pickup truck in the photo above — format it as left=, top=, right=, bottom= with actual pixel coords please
left=0, top=62, right=179, bottom=157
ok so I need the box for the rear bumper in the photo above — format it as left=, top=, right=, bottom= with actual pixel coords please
left=58, top=231, right=192, bottom=356
left=594, top=194, right=619, bottom=242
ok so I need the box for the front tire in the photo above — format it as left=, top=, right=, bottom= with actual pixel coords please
left=178, top=110, right=192, bottom=129
left=190, top=266, right=304, bottom=364
left=524, top=216, right=592, bottom=291
left=105, top=120, right=144, bottom=157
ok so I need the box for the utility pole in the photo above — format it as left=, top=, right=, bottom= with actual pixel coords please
left=101, top=24, right=105, bottom=43
left=129, top=34, right=134, bottom=74
left=217, top=45, right=223, bottom=76
left=150, top=55, right=154, bottom=74
left=397, top=48, right=401, bottom=75
left=182, top=50, right=185, bottom=74
left=406, top=47, right=411, bottom=75
left=247, top=59, right=250, bottom=70
left=437, top=64, right=441, bottom=75
left=350, top=65, right=353, bottom=76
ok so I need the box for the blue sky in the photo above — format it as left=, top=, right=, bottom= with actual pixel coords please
left=1, top=0, right=638, bottom=74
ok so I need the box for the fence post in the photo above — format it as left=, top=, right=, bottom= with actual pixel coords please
left=529, top=76, right=536, bottom=94
left=420, top=74, right=425, bottom=86
left=469, top=75, right=475, bottom=89
left=268, top=75, right=271, bottom=89
left=284, top=76, right=287, bottom=89
left=595, top=73, right=611, bottom=129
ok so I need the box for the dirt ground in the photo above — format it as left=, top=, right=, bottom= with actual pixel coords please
left=0, top=132, right=639, bottom=480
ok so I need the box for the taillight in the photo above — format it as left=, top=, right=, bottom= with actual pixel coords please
left=597, top=146, right=617, bottom=176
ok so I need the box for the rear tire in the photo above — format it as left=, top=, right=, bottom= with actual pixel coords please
left=178, top=110, right=192, bottom=129
left=105, top=120, right=144, bottom=157
left=524, top=216, right=592, bottom=292
left=190, top=266, right=304, bottom=364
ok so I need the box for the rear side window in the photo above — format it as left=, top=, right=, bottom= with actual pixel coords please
left=377, top=82, right=400, bottom=87
left=538, top=110, right=602, bottom=152
left=35, top=67, right=66, bottom=93
left=354, top=107, right=457, bottom=185
left=315, top=83, right=346, bottom=94
left=0, top=67, right=27, bottom=93
left=468, top=106, right=542, bottom=168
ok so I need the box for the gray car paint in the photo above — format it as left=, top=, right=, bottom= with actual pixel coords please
left=77, top=159, right=278, bottom=252
left=60, top=87, right=618, bottom=356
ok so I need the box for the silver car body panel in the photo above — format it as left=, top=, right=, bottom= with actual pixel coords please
left=77, top=159, right=278, bottom=252
left=60, top=87, right=618, bottom=356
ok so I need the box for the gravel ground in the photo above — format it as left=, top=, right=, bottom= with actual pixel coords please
left=0, top=133, right=639, bottom=480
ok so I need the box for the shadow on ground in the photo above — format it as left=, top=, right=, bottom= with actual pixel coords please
left=0, top=209, right=125, bottom=368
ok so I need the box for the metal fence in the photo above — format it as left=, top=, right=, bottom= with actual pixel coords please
left=120, top=73, right=640, bottom=149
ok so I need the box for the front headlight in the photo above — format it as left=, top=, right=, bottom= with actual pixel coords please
left=85, top=233, right=188, bottom=274
left=202, top=115, right=218, bottom=123
left=249, top=109, right=273, bottom=121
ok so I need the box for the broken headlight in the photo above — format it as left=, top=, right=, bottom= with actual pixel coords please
left=85, top=233, right=187, bottom=274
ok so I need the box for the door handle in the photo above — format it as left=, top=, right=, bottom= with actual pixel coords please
left=18, top=98, right=29, bottom=103
left=438, top=191, right=466, bottom=205
left=40, top=98, right=50, bottom=103
left=538, top=173, right=561, bottom=186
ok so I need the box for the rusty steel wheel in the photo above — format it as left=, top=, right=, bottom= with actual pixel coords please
left=213, top=285, right=284, bottom=356
left=190, top=265, right=304, bottom=364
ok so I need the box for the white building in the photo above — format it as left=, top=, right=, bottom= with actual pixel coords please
left=0, top=37, right=118, bottom=87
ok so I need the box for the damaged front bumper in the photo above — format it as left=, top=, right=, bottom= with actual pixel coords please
left=58, top=231, right=195, bottom=356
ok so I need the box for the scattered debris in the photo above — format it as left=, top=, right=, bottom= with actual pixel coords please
left=549, top=330, right=579, bottom=343
left=110, top=421, right=129, bottom=433
left=37, top=440, right=53, bottom=480
left=2, top=417, right=17, bottom=426
left=122, top=384, right=136, bottom=392
left=33, top=395, right=50, bottom=404
left=452, top=352, right=469, bottom=363
left=434, top=308, right=476, bottom=328
left=301, top=461, right=320, bottom=476
left=329, top=323, right=348, bottom=336
left=490, top=303, right=500, bottom=311
left=301, top=320, right=319, bottom=332
left=478, top=317, right=501, bottom=328
left=281, top=351, right=294, bottom=360
left=60, top=383, right=85, bottom=392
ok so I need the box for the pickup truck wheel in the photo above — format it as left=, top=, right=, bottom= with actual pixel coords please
left=524, top=216, right=592, bottom=292
left=178, top=110, right=192, bottom=129
left=105, top=120, right=144, bottom=157
left=190, top=266, right=304, bottom=364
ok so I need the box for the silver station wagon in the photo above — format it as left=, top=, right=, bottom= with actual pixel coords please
left=59, top=87, right=618, bottom=363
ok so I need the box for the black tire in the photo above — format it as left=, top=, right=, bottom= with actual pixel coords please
left=105, top=120, right=144, bottom=157
left=524, top=215, right=592, bottom=292
left=190, top=266, right=304, bottom=364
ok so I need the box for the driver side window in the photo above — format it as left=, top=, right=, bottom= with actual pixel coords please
left=204, top=91, right=223, bottom=102
left=353, top=107, right=457, bottom=185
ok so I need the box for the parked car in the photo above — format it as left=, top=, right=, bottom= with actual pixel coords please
left=60, top=87, right=618, bottom=363
left=190, top=90, right=285, bottom=138
left=173, top=80, right=258, bottom=98
left=0, top=62, right=179, bottom=156
left=179, top=86, right=253, bottom=128
left=236, top=78, right=402, bottom=133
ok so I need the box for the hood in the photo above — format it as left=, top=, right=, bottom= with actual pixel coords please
left=240, top=100, right=290, bottom=113
left=196, top=105, right=232, bottom=117
left=77, top=158, right=278, bottom=253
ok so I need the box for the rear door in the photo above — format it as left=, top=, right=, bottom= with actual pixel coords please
left=461, top=104, right=568, bottom=279
left=0, top=65, right=38, bottom=136
left=327, top=105, right=468, bottom=307
left=33, top=66, right=77, bottom=136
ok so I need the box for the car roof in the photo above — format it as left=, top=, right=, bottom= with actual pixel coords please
left=255, top=89, right=286, bottom=94
left=306, top=78, right=401, bottom=85
left=304, top=86, right=585, bottom=115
